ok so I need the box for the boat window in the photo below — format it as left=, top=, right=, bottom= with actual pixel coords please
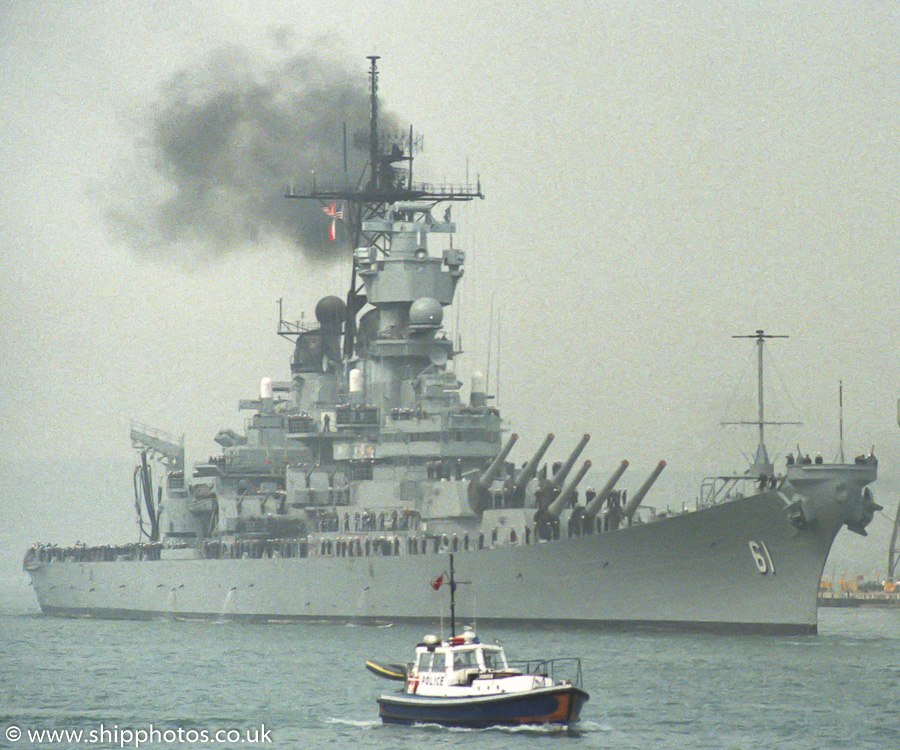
left=453, top=649, right=478, bottom=670
left=482, top=648, right=506, bottom=670
left=416, top=653, right=432, bottom=672
left=431, top=651, right=446, bottom=673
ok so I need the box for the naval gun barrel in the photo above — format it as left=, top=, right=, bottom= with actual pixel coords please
left=513, top=434, right=555, bottom=490
left=476, top=433, right=519, bottom=490
left=550, top=434, right=591, bottom=490
left=546, top=460, right=592, bottom=518
left=584, top=460, right=630, bottom=518
left=622, top=460, right=666, bottom=521
left=468, top=433, right=519, bottom=513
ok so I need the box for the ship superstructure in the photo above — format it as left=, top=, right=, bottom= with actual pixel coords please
left=178, top=55, right=502, bottom=548
left=24, top=59, right=880, bottom=633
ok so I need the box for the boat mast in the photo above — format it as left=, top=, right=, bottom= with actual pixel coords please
left=725, top=329, right=797, bottom=478
left=449, top=553, right=456, bottom=637
left=838, top=380, right=845, bottom=463
left=367, top=55, right=379, bottom=191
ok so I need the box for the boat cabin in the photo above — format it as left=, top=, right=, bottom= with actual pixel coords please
left=407, top=628, right=551, bottom=697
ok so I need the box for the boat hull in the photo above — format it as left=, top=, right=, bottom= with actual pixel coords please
left=377, top=685, right=588, bottom=727
left=24, top=487, right=857, bottom=634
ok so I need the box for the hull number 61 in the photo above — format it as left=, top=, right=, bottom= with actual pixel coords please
left=748, top=540, right=776, bottom=575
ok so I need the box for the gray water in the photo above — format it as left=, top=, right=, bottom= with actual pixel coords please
left=1, top=581, right=898, bottom=750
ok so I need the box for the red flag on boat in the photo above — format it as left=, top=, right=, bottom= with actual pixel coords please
left=430, top=574, right=444, bottom=590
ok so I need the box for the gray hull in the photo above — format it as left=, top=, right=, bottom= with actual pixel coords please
left=27, top=489, right=840, bottom=634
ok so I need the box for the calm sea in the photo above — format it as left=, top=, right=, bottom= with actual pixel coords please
left=1, top=580, right=898, bottom=750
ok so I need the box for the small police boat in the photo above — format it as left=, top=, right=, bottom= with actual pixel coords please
left=372, top=555, right=589, bottom=728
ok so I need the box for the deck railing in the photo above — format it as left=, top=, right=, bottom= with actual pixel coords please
left=506, top=657, right=584, bottom=689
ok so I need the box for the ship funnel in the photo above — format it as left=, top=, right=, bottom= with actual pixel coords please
left=546, top=460, right=592, bottom=518
left=622, top=461, right=666, bottom=521
left=550, top=434, right=591, bottom=490
left=514, top=434, right=554, bottom=490
left=584, top=460, right=630, bottom=519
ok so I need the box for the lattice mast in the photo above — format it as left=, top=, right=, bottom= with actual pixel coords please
left=287, top=56, right=483, bottom=359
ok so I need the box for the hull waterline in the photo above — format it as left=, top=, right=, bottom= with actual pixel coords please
left=26, top=488, right=856, bottom=634
left=377, top=685, right=588, bottom=727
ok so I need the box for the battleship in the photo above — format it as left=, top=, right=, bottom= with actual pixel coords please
left=24, top=57, right=880, bottom=634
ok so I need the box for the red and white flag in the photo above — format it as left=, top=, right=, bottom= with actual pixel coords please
left=322, top=201, right=344, bottom=242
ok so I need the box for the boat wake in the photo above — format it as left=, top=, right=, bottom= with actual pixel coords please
left=395, top=721, right=597, bottom=736
left=323, top=717, right=609, bottom=735
left=325, top=717, right=380, bottom=729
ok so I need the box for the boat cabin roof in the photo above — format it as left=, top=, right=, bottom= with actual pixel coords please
left=413, top=630, right=508, bottom=674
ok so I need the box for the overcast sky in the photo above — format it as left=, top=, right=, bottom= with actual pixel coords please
left=1, top=1, right=898, bottom=587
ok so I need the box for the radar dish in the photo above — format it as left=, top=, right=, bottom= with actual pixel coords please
left=315, top=295, right=346, bottom=331
left=409, top=297, right=443, bottom=328
left=428, top=346, right=449, bottom=365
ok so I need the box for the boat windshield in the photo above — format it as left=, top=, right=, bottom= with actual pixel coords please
left=453, top=649, right=479, bottom=670
left=481, top=647, right=506, bottom=670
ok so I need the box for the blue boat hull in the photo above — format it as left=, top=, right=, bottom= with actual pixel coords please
left=377, top=685, right=589, bottom=727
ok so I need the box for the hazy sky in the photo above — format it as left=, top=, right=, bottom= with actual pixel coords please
left=1, top=1, right=898, bottom=582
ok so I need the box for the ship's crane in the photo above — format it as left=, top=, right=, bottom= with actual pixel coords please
left=888, top=400, right=900, bottom=580
left=130, top=422, right=185, bottom=542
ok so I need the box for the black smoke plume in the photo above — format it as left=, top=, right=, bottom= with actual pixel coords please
left=106, top=39, right=398, bottom=262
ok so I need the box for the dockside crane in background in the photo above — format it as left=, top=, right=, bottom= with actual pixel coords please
left=889, top=400, right=900, bottom=581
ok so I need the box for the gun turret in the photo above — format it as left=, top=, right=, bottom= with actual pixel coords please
left=467, top=433, right=519, bottom=512
left=584, top=460, right=630, bottom=519
left=479, top=433, right=519, bottom=489
left=546, top=460, right=592, bottom=518
left=550, top=434, right=591, bottom=490
left=514, top=434, right=554, bottom=489
left=511, top=434, right=554, bottom=505
left=622, top=460, right=666, bottom=521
